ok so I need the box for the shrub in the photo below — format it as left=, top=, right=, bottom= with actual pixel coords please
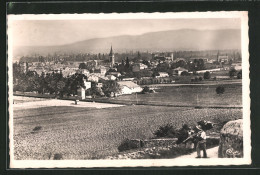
left=199, top=77, right=203, bottom=81
left=203, top=71, right=211, bottom=79
left=53, top=153, right=63, bottom=160
left=154, top=123, right=177, bottom=138
left=118, top=139, right=141, bottom=152
left=229, top=68, right=237, bottom=78
left=181, top=71, right=189, bottom=76
left=216, top=86, right=225, bottom=94
left=176, top=124, right=191, bottom=144
left=237, top=70, right=242, bottom=79
left=33, top=126, right=42, bottom=132
left=142, top=86, right=150, bottom=94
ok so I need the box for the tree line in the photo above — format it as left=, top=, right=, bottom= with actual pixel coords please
left=13, top=63, right=121, bottom=98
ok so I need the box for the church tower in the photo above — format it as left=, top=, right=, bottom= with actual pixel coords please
left=109, top=45, right=115, bottom=67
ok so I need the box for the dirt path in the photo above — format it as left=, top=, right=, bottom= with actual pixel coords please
left=176, top=146, right=219, bottom=159
left=13, top=97, right=125, bottom=110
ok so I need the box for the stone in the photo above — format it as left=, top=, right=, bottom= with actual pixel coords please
left=218, top=119, right=243, bottom=158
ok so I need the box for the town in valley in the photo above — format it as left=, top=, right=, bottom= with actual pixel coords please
left=10, top=15, right=246, bottom=164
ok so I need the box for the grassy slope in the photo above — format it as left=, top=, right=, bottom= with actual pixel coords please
left=113, top=83, right=242, bottom=106
left=13, top=105, right=242, bottom=160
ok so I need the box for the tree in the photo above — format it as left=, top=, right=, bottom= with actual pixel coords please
left=121, top=59, right=125, bottom=66
left=237, top=70, right=242, bottom=79
left=203, top=71, right=211, bottom=79
left=134, top=70, right=153, bottom=79
left=19, top=80, right=29, bottom=93
left=229, top=68, right=237, bottom=78
left=25, top=71, right=40, bottom=92
left=102, top=80, right=121, bottom=97
left=152, top=70, right=160, bottom=78
left=156, top=62, right=170, bottom=72
left=125, top=57, right=130, bottom=71
left=142, top=60, right=150, bottom=67
left=117, top=63, right=125, bottom=73
left=171, top=60, right=187, bottom=69
left=56, top=80, right=66, bottom=97
left=39, top=72, right=46, bottom=94
left=66, top=73, right=87, bottom=96
left=142, top=86, right=150, bottom=94
left=216, top=86, right=225, bottom=94
left=181, top=71, right=189, bottom=76
left=86, top=82, right=104, bottom=97
left=79, top=63, right=87, bottom=69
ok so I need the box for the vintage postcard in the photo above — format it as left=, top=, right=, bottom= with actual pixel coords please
left=8, top=12, right=250, bottom=168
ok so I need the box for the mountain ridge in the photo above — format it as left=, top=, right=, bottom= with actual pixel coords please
left=13, top=29, right=241, bottom=56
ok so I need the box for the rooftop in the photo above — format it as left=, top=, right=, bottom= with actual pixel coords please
left=117, top=81, right=140, bottom=89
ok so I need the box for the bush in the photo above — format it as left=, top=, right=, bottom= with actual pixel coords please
left=181, top=71, right=189, bottom=76
left=53, top=153, right=63, bottom=160
left=176, top=124, right=190, bottom=144
left=229, top=68, right=237, bottom=78
left=237, top=70, right=242, bottom=79
left=203, top=71, right=211, bottom=79
left=118, top=139, right=142, bottom=152
left=216, top=86, right=225, bottom=94
left=33, top=126, right=42, bottom=132
left=154, top=123, right=177, bottom=138
left=142, top=86, right=150, bottom=94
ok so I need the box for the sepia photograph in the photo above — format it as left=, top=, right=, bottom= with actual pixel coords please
left=8, top=12, right=250, bottom=168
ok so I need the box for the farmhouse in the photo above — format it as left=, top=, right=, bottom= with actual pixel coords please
left=106, top=75, right=117, bottom=80
left=173, top=67, right=188, bottom=76
left=132, top=63, right=148, bottom=72
left=231, top=63, right=242, bottom=70
left=117, top=81, right=143, bottom=95
left=156, top=72, right=169, bottom=78
left=77, top=79, right=91, bottom=100
left=108, top=72, right=121, bottom=77
left=77, top=69, right=90, bottom=76
left=87, top=74, right=100, bottom=82
left=218, top=56, right=229, bottom=63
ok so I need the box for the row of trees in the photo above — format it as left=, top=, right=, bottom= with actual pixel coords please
left=13, top=63, right=121, bottom=98
left=181, top=69, right=242, bottom=79
left=13, top=70, right=87, bottom=97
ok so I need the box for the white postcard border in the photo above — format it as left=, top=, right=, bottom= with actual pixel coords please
left=8, top=11, right=251, bottom=168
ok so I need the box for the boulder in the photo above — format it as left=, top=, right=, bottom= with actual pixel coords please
left=218, top=119, right=243, bottom=158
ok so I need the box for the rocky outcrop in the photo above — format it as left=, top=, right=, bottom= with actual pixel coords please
left=218, top=119, right=243, bottom=158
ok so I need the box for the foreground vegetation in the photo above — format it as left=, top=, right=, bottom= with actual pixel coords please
left=13, top=103, right=242, bottom=160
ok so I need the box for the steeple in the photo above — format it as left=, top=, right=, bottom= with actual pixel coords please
left=109, top=45, right=114, bottom=57
left=109, top=45, right=115, bottom=67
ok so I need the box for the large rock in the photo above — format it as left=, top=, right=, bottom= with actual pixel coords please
left=218, top=119, right=243, bottom=158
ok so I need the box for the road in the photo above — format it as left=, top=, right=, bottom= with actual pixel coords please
left=176, top=146, right=219, bottom=159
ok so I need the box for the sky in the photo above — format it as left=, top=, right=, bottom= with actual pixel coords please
left=9, top=18, right=240, bottom=47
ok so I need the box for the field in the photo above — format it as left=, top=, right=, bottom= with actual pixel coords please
left=12, top=82, right=243, bottom=160
left=112, top=83, right=242, bottom=107
left=13, top=101, right=242, bottom=160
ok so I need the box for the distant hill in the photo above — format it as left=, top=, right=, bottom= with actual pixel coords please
left=13, top=29, right=241, bottom=57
